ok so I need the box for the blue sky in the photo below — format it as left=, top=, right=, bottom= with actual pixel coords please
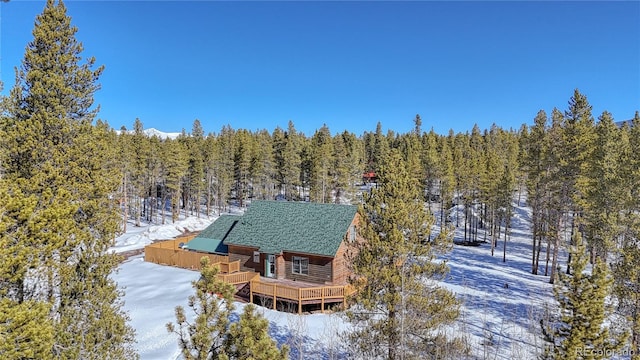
left=2, top=1, right=639, bottom=136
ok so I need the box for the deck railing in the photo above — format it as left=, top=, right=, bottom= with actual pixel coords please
left=217, top=271, right=259, bottom=285
left=246, top=279, right=352, bottom=314
left=214, top=260, right=240, bottom=274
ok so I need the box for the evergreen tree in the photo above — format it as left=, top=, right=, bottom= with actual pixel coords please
left=613, top=111, right=640, bottom=358
left=130, top=118, right=151, bottom=226
left=309, top=124, right=334, bottom=203
left=347, top=149, right=461, bottom=359
left=371, top=121, right=389, bottom=174
left=211, top=125, right=235, bottom=213
left=163, top=137, right=188, bottom=222
left=186, top=119, right=206, bottom=217
left=331, top=133, right=351, bottom=203
left=541, top=230, right=626, bottom=360
left=421, top=129, right=440, bottom=204
left=249, top=129, right=276, bottom=200
left=545, top=109, right=566, bottom=282
left=168, top=257, right=287, bottom=360
left=282, top=121, right=303, bottom=200
left=0, top=1, right=136, bottom=357
left=233, top=129, right=253, bottom=207
left=438, top=135, right=455, bottom=230
left=582, top=111, right=625, bottom=261
left=561, top=90, right=596, bottom=272
left=224, top=304, right=289, bottom=360
left=167, top=257, right=236, bottom=359
left=0, top=112, right=54, bottom=358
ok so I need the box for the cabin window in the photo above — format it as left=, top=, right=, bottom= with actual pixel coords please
left=292, top=256, right=309, bottom=275
left=349, top=225, right=356, bottom=242
left=253, top=251, right=260, bottom=263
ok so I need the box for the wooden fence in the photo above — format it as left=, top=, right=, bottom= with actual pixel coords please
left=144, top=236, right=230, bottom=270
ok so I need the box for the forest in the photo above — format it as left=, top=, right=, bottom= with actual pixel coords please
left=1, top=0, right=639, bottom=359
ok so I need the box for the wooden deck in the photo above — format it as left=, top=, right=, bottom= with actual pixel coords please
left=217, top=271, right=355, bottom=314
left=147, top=250, right=354, bottom=314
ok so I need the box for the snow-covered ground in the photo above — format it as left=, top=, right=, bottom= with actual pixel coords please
left=112, top=200, right=555, bottom=359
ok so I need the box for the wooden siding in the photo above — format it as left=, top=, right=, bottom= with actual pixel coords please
left=276, top=254, right=286, bottom=280
left=331, top=241, right=350, bottom=285
left=228, top=245, right=259, bottom=273
left=333, top=213, right=364, bottom=285
left=283, top=252, right=333, bottom=285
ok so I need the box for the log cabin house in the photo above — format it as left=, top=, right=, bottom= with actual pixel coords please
left=184, top=200, right=361, bottom=313
left=223, top=200, right=359, bottom=286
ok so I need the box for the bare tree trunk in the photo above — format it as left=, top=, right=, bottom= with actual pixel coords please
left=464, top=204, right=468, bottom=243
left=388, top=308, right=397, bottom=360
left=122, top=173, right=128, bottom=233
left=566, top=216, right=576, bottom=275
left=549, top=227, right=560, bottom=285
left=503, top=221, right=508, bottom=263
left=534, top=233, right=543, bottom=275
left=544, top=238, right=550, bottom=276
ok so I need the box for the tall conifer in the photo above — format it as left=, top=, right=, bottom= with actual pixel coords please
left=347, top=149, right=461, bottom=359
left=0, top=0, right=136, bottom=357
left=541, top=230, right=626, bottom=359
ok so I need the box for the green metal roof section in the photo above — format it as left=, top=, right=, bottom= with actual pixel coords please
left=224, top=201, right=357, bottom=257
left=185, top=214, right=241, bottom=254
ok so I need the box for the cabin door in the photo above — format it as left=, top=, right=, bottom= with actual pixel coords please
left=265, top=254, right=276, bottom=278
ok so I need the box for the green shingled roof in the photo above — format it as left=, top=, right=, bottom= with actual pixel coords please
left=185, top=214, right=241, bottom=254
left=224, top=201, right=357, bottom=257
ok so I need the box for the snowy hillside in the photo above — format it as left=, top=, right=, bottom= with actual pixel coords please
left=112, top=200, right=555, bottom=360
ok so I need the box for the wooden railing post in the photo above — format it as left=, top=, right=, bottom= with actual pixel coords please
left=342, top=285, right=347, bottom=309
left=272, top=284, right=277, bottom=310
left=249, top=280, right=254, bottom=304
left=298, top=288, right=302, bottom=314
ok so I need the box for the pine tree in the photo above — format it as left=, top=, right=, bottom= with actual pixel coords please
left=130, top=118, right=151, bottom=226
left=0, top=123, right=54, bottom=359
left=582, top=111, right=625, bottom=261
left=421, top=129, right=440, bottom=205
left=249, top=129, right=275, bottom=200
left=331, top=133, right=351, bottom=203
left=168, top=257, right=288, bottom=360
left=224, top=304, right=289, bottom=360
left=282, top=121, right=303, bottom=200
left=438, top=134, right=455, bottom=229
left=1, top=1, right=136, bottom=357
left=163, top=137, right=188, bottom=222
left=309, top=125, right=334, bottom=203
left=214, top=125, right=235, bottom=212
left=346, top=149, right=461, bottom=359
left=186, top=119, right=206, bottom=217
left=371, top=121, right=389, bottom=174
left=233, top=129, right=253, bottom=207
left=167, top=257, right=236, bottom=359
left=541, top=230, right=626, bottom=360
left=562, top=89, right=596, bottom=272
left=612, top=111, right=640, bottom=358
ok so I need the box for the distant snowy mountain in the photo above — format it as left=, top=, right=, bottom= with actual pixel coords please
left=616, top=119, right=634, bottom=128
left=120, top=128, right=182, bottom=140
left=142, top=128, right=181, bottom=140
